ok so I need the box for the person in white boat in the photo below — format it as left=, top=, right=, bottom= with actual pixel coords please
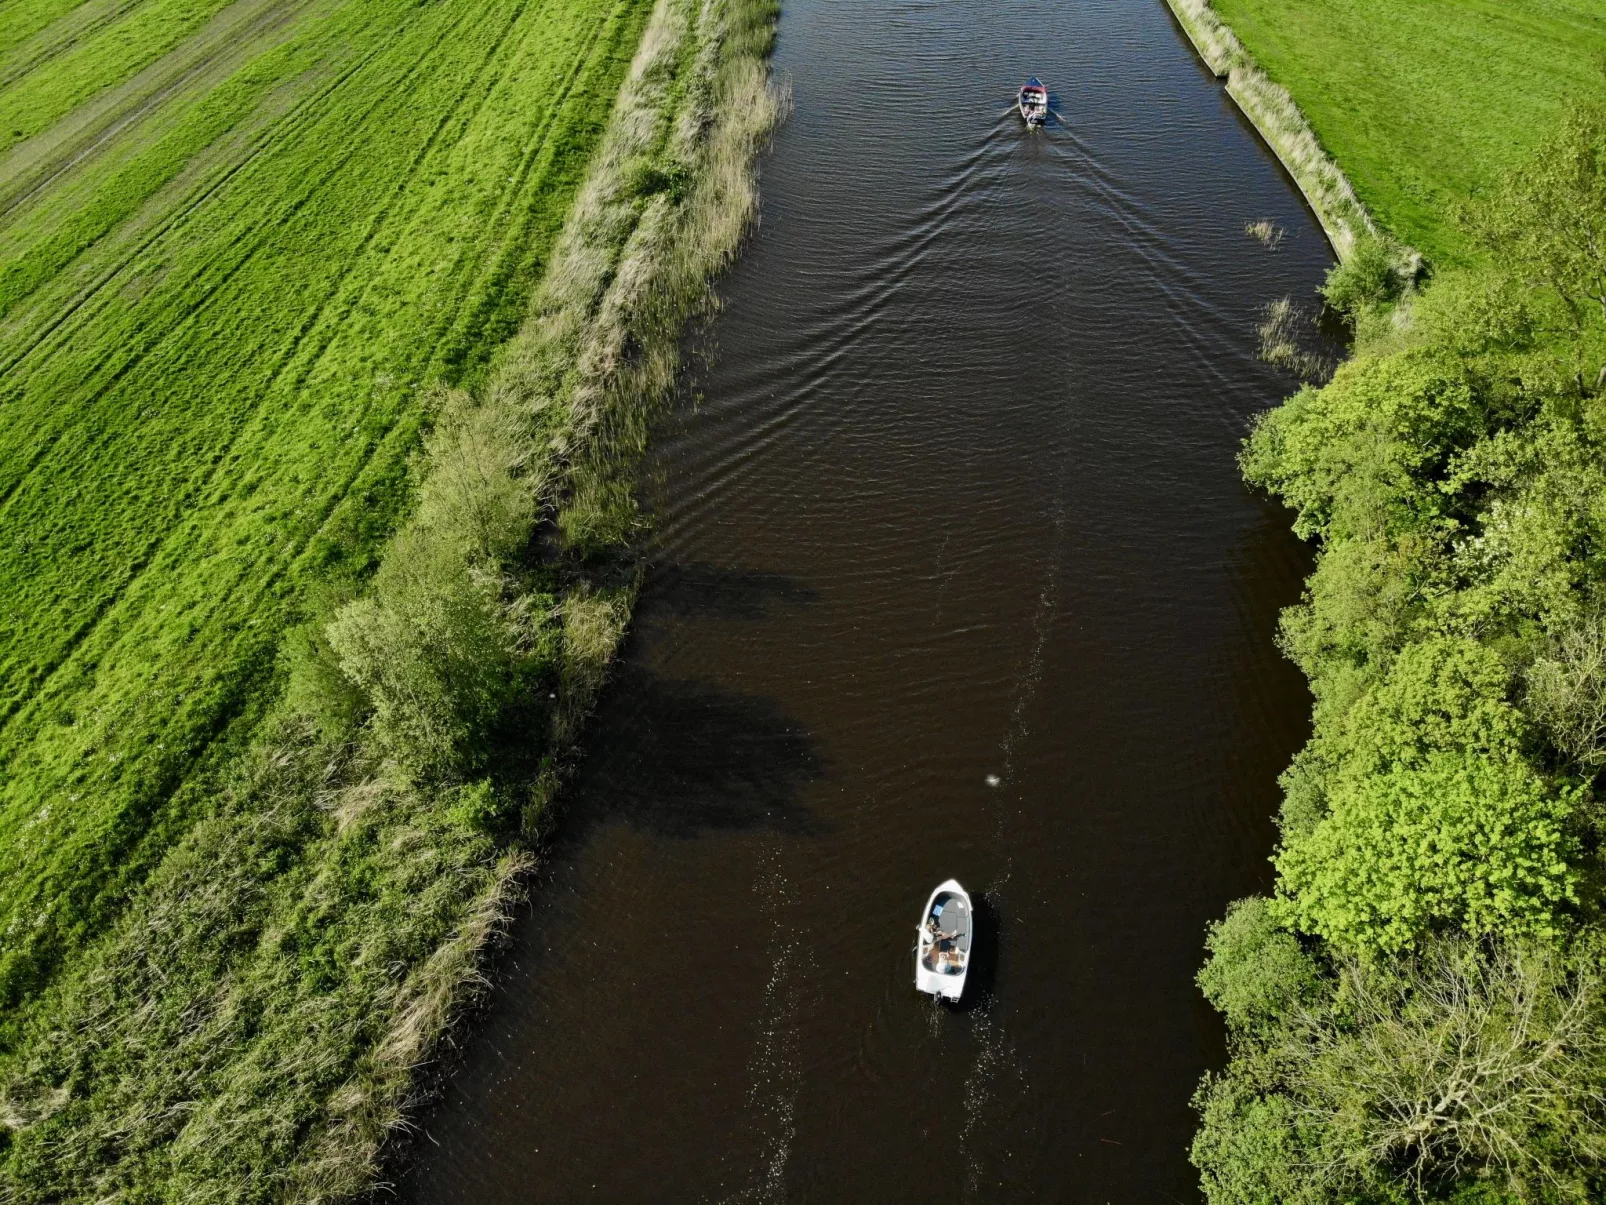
left=925, top=916, right=961, bottom=969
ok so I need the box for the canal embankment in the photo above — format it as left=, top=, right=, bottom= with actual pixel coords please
left=0, top=0, right=783, bottom=1196
left=1162, top=0, right=1387, bottom=265
left=327, top=0, right=789, bottom=1181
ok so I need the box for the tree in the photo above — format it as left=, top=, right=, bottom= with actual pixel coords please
left=1527, top=604, right=1606, bottom=770
left=1474, top=104, right=1606, bottom=385
left=1193, top=938, right=1606, bottom=1205
left=1275, top=638, right=1579, bottom=955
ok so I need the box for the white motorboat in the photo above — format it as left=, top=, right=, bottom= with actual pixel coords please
left=914, top=879, right=973, bottom=1001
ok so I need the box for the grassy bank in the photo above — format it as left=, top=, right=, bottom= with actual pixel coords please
left=1186, top=4, right=1606, bottom=1203
left=0, top=0, right=781, bottom=1196
left=1209, top=0, right=1606, bottom=267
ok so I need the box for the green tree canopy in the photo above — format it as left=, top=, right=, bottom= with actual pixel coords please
left=1275, top=638, right=1579, bottom=955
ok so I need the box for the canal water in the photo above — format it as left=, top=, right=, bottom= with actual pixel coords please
left=399, top=0, right=1332, bottom=1199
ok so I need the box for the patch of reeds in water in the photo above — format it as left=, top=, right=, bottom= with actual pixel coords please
left=1257, top=295, right=1335, bottom=383
left=1245, top=218, right=1284, bottom=250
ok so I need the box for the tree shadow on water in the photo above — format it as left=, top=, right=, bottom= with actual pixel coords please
left=640, top=560, right=820, bottom=622
left=560, top=662, right=826, bottom=841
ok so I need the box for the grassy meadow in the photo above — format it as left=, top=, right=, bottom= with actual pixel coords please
left=0, top=0, right=651, bottom=1022
left=1209, top=0, right=1606, bottom=265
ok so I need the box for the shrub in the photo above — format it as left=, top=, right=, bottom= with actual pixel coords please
left=282, top=620, right=370, bottom=744
left=1200, top=896, right=1326, bottom=1037
left=1191, top=1076, right=1326, bottom=1205
left=411, top=389, right=539, bottom=562
left=1321, top=237, right=1402, bottom=320
left=324, top=530, right=549, bottom=782
left=448, top=777, right=520, bottom=835
left=1472, top=103, right=1606, bottom=361
left=1242, top=353, right=1483, bottom=545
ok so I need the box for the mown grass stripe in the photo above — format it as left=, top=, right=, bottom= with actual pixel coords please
left=0, top=0, right=395, bottom=353
left=261, top=0, right=542, bottom=398
left=0, top=1, right=498, bottom=723
left=411, top=0, right=638, bottom=384
left=0, top=0, right=137, bottom=80
left=0, top=0, right=238, bottom=156
left=0, top=0, right=317, bottom=226
left=0, top=0, right=480, bottom=456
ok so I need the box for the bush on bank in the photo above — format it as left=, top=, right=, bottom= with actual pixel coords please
left=1195, top=104, right=1606, bottom=1203
left=319, top=391, right=555, bottom=784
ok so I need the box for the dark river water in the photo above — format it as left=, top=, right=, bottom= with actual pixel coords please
left=399, top=0, right=1333, bottom=1199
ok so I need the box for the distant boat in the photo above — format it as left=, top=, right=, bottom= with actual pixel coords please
left=1018, top=77, right=1048, bottom=126
left=915, top=879, right=973, bottom=1001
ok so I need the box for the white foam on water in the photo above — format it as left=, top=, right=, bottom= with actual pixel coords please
left=955, top=996, right=1036, bottom=1200
left=958, top=1000, right=1001, bottom=1197
left=722, top=847, right=813, bottom=1204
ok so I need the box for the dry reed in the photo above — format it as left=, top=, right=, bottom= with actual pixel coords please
left=1245, top=218, right=1284, bottom=250
left=1257, top=296, right=1335, bottom=382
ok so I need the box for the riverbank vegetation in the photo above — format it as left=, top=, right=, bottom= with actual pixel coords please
left=1193, top=82, right=1606, bottom=1205
left=1165, top=0, right=1377, bottom=262
left=0, top=0, right=780, bottom=1196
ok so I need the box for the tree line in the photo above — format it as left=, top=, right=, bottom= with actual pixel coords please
left=1194, top=102, right=1606, bottom=1204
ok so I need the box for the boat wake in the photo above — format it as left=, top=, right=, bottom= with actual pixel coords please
left=956, top=999, right=1035, bottom=1198
left=726, top=848, right=813, bottom=1204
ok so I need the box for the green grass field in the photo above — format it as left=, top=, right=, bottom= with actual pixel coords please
left=0, top=0, right=655, bottom=1187
left=0, top=0, right=650, bottom=1021
left=1209, top=0, right=1606, bottom=265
